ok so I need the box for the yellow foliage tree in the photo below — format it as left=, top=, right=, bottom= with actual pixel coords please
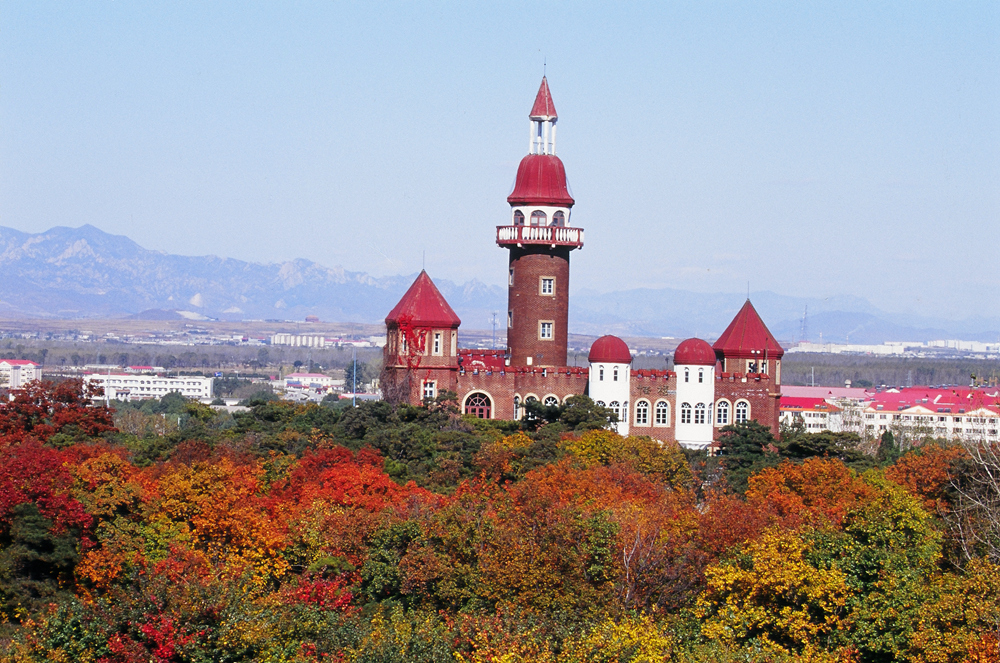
left=696, top=530, right=851, bottom=655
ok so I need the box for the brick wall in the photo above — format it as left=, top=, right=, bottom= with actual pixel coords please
left=506, top=246, right=571, bottom=367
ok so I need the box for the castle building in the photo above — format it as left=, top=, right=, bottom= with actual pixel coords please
left=382, top=78, right=784, bottom=449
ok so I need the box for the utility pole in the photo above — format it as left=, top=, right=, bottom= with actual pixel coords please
left=352, top=346, right=357, bottom=408
left=490, top=311, right=498, bottom=350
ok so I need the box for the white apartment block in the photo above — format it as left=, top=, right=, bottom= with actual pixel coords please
left=0, top=360, right=41, bottom=388
left=85, top=373, right=214, bottom=402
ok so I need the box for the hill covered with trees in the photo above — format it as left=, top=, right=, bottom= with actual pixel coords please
left=0, top=381, right=997, bottom=662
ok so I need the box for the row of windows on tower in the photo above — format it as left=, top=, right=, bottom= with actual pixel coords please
left=594, top=399, right=751, bottom=426
left=513, top=210, right=566, bottom=227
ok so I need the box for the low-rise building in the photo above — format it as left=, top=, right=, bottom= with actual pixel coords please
left=284, top=373, right=340, bottom=391
left=0, top=360, right=41, bottom=388
left=85, top=373, right=213, bottom=401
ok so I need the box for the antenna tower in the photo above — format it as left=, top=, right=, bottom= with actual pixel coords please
left=800, top=305, right=808, bottom=344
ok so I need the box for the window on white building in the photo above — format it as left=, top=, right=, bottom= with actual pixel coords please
left=552, top=210, right=565, bottom=226
left=681, top=402, right=692, bottom=424
left=684, top=368, right=690, bottom=383
left=530, top=210, right=546, bottom=226
left=513, top=210, right=525, bottom=226
left=698, top=369, right=704, bottom=383
left=613, top=366, right=619, bottom=382
left=599, top=366, right=605, bottom=381
left=694, top=403, right=706, bottom=424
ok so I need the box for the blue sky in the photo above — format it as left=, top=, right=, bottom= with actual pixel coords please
left=2, top=2, right=997, bottom=320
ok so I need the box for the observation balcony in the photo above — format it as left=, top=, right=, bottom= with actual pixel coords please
left=496, top=225, right=584, bottom=249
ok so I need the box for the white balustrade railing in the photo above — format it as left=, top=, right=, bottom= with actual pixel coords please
left=496, top=225, right=584, bottom=246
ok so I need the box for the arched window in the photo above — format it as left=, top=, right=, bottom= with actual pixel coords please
left=635, top=400, right=649, bottom=425
left=622, top=401, right=629, bottom=424
left=716, top=400, right=730, bottom=425
left=599, top=366, right=605, bottom=381
left=596, top=400, right=606, bottom=408
left=684, top=368, right=690, bottom=383
left=464, top=392, right=492, bottom=419
left=654, top=401, right=670, bottom=425
left=698, top=369, right=704, bottom=383
left=552, top=210, right=565, bottom=226
left=735, top=400, right=750, bottom=423
left=681, top=402, right=692, bottom=424
left=513, top=210, right=525, bottom=226
left=609, top=401, right=621, bottom=422
left=613, top=366, right=619, bottom=382
left=530, top=210, right=546, bottom=226
left=694, top=403, right=706, bottom=424
left=543, top=395, right=559, bottom=407
left=513, top=396, right=521, bottom=419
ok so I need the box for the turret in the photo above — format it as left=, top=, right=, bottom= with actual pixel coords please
left=713, top=300, right=785, bottom=384
left=498, top=77, right=583, bottom=367
left=673, top=338, right=717, bottom=450
left=587, top=335, right=632, bottom=434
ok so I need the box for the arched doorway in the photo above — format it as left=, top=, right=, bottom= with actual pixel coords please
left=464, top=392, right=492, bottom=419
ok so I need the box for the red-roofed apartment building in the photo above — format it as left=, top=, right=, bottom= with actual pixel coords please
left=381, top=78, right=784, bottom=451
left=0, top=360, right=41, bottom=389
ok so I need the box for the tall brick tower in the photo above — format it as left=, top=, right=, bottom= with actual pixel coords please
left=497, top=77, right=583, bottom=367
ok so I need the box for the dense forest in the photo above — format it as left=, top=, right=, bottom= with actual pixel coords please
left=0, top=380, right=998, bottom=662
left=782, top=355, right=1000, bottom=389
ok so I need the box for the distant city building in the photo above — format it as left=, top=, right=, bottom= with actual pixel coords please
left=780, top=385, right=1000, bottom=443
left=124, top=365, right=167, bottom=374
left=0, top=360, right=41, bottom=388
left=271, top=333, right=329, bottom=348
left=85, top=373, right=213, bottom=401
left=284, top=372, right=340, bottom=391
left=380, top=78, right=785, bottom=451
left=305, top=315, right=320, bottom=323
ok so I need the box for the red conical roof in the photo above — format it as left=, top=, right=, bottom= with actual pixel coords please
left=588, top=335, right=632, bottom=364
left=530, top=76, right=557, bottom=119
left=713, top=300, right=784, bottom=359
left=674, top=338, right=716, bottom=366
left=385, top=271, right=461, bottom=328
left=507, top=154, right=575, bottom=206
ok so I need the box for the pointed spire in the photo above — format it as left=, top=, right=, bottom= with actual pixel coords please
left=713, top=300, right=784, bottom=358
left=529, top=77, right=557, bottom=120
left=385, top=270, right=461, bottom=328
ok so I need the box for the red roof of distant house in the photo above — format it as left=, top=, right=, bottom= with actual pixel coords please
left=713, top=300, right=784, bottom=359
left=507, top=154, right=575, bottom=207
left=529, top=76, right=557, bottom=119
left=588, top=335, right=632, bottom=364
left=385, top=270, right=461, bottom=329
left=867, top=387, right=1000, bottom=414
left=1, top=359, right=39, bottom=366
left=674, top=338, right=716, bottom=366
left=780, top=396, right=842, bottom=412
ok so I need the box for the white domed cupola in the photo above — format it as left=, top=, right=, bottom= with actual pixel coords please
left=588, top=335, right=632, bottom=434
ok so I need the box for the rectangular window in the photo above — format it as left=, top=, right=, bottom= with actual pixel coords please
left=539, top=321, right=554, bottom=340
left=422, top=381, right=436, bottom=400
left=509, top=267, right=514, bottom=286
left=508, top=311, right=513, bottom=328
left=433, top=332, right=442, bottom=355
left=540, top=277, right=555, bottom=295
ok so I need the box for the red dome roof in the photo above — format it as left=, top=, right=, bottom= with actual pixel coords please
left=674, top=338, right=716, bottom=366
left=507, top=154, right=575, bottom=207
left=588, top=335, right=632, bottom=364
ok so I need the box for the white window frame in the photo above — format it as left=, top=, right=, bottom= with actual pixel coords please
left=539, top=321, right=554, bottom=340
left=694, top=403, right=706, bottom=424
left=635, top=400, right=650, bottom=425
left=539, top=276, right=555, bottom=296
left=681, top=402, right=692, bottom=424
left=716, top=399, right=730, bottom=426
left=432, top=332, right=442, bottom=356
left=735, top=400, right=750, bottom=423
left=654, top=400, right=670, bottom=426
left=422, top=381, right=436, bottom=400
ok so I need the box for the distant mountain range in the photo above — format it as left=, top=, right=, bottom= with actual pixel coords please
left=1, top=224, right=997, bottom=346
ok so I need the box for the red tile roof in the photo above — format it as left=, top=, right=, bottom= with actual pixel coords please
left=713, top=300, right=784, bottom=359
left=780, top=396, right=842, bottom=412
left=529, top=76, right=557, bottom=119
left=1, top=359, right=39, bottom=366
left=385, top=271, right=461, bottom=329
left=507, top=154, right=575, bottom=207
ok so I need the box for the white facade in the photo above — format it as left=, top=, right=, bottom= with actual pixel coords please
left=285, top=373, right=340, bottom=390
left=0, top=360, right=41, bottom=388
left=271, top=334, right=329, bottom=348
left=674, top=364, right=716, bottom=450
left=85, top=373, right=213, bottom=401
left=588, top=361, right=631, bottom=435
